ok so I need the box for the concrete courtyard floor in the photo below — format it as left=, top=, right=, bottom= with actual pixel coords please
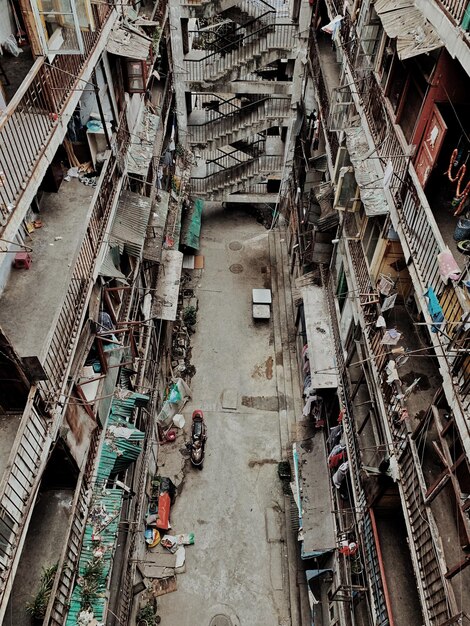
left=156, top=205, right=292, bottom=626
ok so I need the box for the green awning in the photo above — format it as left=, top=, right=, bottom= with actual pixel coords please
left=65, top=490, right=123, bottom=625
left=181, top=198, right=204, bottom=250
left=65, top=391, right=149, bottom=625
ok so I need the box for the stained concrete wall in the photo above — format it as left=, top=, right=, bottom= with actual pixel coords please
left=0, top=0, right=14, bottom=47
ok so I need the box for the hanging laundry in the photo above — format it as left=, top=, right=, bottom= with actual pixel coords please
left=328, top=444, right=346, bottom=469
left=327, top=425, right=343, bottom=448
left=321, top=15, right=343, bottom=35
left=437, top=248, right=461, bottom=283
left=333, top=461, right=349, bottom=488
left=424, top=287, right=445, bottom=333
left=381, top=293, right=397, bottom=312
left=381, top=328, right=402, bottom=345
left=376, top=315, right=386, bottom=328
left=377, top=275, right=394, bottom=295
left=385, top=360, right=400, bottom=384
left=303, top=393, right=318, bottom=417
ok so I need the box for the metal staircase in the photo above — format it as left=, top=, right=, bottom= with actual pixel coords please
left=185, top=23, right=295, bottom=84
left=191, top=147, right=282, bottom=197
left=186, top=0, right=289, bottom=21
left=189, top=96, right=292, bottom=150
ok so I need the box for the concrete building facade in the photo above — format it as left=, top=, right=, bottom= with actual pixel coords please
left=1, top=0, right=470, bottom=624
left=0, top=0, right=187, bottom=624
left=283, top=0, right=470, bottom=625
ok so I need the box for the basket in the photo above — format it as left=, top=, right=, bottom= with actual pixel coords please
left=453, top=217, right=470, bottom=242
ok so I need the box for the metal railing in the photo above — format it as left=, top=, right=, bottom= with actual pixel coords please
left=191, top=154, right=282, bottom=193
left=436, top=0, right=469, bottom=23
left=322, top=265, right=389, bottom=626
left=0, top=394, right=49, bottom=594
left=0, top=2, right=113, bottom=231
left=188, top=96, right=291, bottom=146
left=45, top=426, right=101, bottom=626
left=186, top=23, right=295, bottom=82
left=343, top=238, right=453, bottom=624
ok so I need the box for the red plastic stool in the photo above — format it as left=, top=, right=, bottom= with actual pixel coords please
left=13, top=252, right=32, bottom=269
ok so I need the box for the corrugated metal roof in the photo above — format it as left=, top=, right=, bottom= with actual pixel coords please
left=106, top=22, right=152, bottom=60
left=143, top=190, right=170, bottom=262
left=65, top=489, right=123, bottom=625
left=374, top=0, right=443, bottom=60
left=65, top=391, right=148, bottom=625
left=127, top=107, right=160, bottom=177
left=111, top=190, right=153, bottom=258
left=105, top=412, right=145, bottom=474
left=99, top=245, right=128, bottom=282
left=181, top=198, right=204, bottom=250
left=343, top=126, right=389, bottom=217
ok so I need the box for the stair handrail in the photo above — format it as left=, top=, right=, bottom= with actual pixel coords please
left=206, top=138, right=266, bottom=166
left=191, top=153, right=282, bottom=182
left=188, top=5, right=275, bottom=51
left=186, top=21, right=293, bottom=62
left=189, top=95, right=290, bottom=127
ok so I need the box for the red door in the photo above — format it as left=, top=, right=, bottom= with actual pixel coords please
left=415, top=105, right=447, bottom=188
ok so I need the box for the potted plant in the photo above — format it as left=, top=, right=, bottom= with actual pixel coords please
left=137, top=603, right=160, bottom=625
left=26, top=563, right=58, bottom=624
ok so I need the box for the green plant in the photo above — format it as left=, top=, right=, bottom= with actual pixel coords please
left=137, top=603, right=158, bottom=625
left=152, top=25, right=162, bottom=53
left=26, top=563, right=58, bottom=620
left=183, top=306, right=197, bottom=326
left=79, top=557, right=105, bottom=609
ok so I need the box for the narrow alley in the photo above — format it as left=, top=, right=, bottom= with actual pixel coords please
left=156, top=205, right=294, bottom=626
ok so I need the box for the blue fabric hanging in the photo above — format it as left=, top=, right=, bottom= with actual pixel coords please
left=424, top=287, right=445, bottom=333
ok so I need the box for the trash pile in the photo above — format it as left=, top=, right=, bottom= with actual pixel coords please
left=64, top=165, right=98, bottom=188
left=137, top=476, right=195, bottom=620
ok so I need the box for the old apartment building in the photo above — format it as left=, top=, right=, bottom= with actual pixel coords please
left=284, top=0, right=470, bottom=625
left=0, top=0, right=469, bottom=624
left=0, top=0, right=183, bottom=623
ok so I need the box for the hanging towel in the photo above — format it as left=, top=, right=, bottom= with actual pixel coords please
left=424, top=287, right=445, bottom=333
left=437, top=248, right=461, bottom=283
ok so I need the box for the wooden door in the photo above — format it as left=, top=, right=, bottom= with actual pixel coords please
left=415, top=105, right=447, bottom=188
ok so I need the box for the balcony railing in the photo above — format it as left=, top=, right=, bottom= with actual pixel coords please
left=0, top=149, right=121, bottom=608
left=436, top=0, right=469, bottom=23
left=321, top=265, right=389, bottom=626
left=0, top=2, right=114, bottom=231
left=343, top=238, right=454, bottom=624
left=334, top=31, right=470, bottom=422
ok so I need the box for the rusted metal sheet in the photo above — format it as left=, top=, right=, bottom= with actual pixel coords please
left=106, top=22, right=152, bottom=60
left=111, top=190, right=153, bottom=258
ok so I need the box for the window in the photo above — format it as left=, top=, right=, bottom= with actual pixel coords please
left=377, top=37, right=395, bottom=90
left=359, top=5, right=382, bottom=65
left=126, top=60, right=147, bottom=93
left=30, top=0, right=95, bottom=55
left=362, top=216, right=384, bottom=266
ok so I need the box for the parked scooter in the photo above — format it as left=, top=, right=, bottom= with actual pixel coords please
left=188, top=409, right=207, bottom=469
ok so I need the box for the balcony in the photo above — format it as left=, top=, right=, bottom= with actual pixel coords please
left=0, top=3, right=115, bottom=236
left=0, top=150, right=122, bottom=611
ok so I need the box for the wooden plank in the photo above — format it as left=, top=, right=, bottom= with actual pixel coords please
left=445, top=556, right=470, bottom=580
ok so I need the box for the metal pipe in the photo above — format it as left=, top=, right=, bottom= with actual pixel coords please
left=369, top=508, right=396, bottom=626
